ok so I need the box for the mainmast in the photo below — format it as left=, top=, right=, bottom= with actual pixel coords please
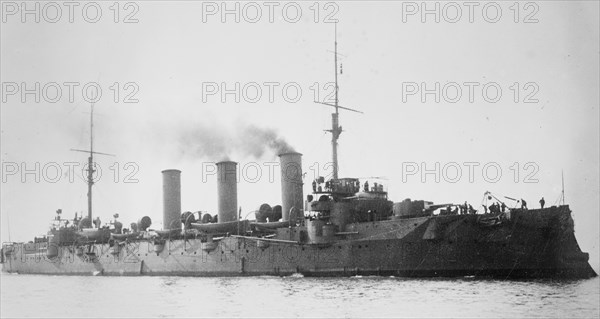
left=71, top=103, right=114, bottom=224
left=561, top=170, right=565, bottom=205
left=87, top=103, right=94, bottom=221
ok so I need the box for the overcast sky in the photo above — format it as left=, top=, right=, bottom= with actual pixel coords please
left=1, top=1, right=598, bottom=265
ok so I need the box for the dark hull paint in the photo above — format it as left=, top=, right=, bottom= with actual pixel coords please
left=2, top=206, right=596, bottom=279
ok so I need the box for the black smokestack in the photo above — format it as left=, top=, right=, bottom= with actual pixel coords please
left=216, top=161, right=238, bottom=223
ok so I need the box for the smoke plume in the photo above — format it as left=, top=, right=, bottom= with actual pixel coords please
left=178, top=123, right=294, bottom=160
left=238, top=125, right=294, bottom=158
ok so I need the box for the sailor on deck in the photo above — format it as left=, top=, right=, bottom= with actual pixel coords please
left=520, top=199, right=528, bottom=210
left=468, top=204, right=476, bottom=214
left=460, top=202, right=468, bottom=214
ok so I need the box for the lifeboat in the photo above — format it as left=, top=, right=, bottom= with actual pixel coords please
left=190, top=220, right=249, bottom=235
left=155, top=229, right=181, bottom=238
left=110, top=232, right=139, bottom=241
left=76, top=228, right=111, bottom=241
left=250, top=220, right=292, bottom=231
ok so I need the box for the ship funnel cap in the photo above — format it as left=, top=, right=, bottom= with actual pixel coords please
left=278, top=151, right=302, bottom=157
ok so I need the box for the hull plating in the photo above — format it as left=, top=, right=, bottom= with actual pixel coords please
left=2, top=206, right=596, bottom=279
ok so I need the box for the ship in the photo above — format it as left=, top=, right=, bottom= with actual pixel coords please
left=1, top=31, right=597, bottom=279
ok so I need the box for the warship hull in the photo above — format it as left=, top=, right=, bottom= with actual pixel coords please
left=2, top=206, right=596, bottom=279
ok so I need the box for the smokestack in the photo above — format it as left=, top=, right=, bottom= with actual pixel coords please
left=217, top=161, right=238, bottom=223
left=279, top=152, right=303, bottom=222
left=162, top=169, right=182, bottom=230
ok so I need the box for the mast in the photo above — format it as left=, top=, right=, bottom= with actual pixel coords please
left=331, top=22, right=341, bottom=180
left=315, top=23, right=363, bottom=181
left=561, top=170, right=565, bottom=205
left=87, top=103, right=94, bottom=221
left=71, top=103, right=114, bottom=225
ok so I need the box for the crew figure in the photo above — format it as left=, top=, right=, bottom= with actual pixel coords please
left=364, top=181, right=369, bottom=192
left=94, top=217, right=101, bottom=228
left=521, top=199, right=528, bottom=210
left=468, top=204, right=476, bottom=214
left=312, top=180, right=317, bottom=192
left=501, top=202, right=506, bottom=213
left=539, top=197, right=545, bottom=209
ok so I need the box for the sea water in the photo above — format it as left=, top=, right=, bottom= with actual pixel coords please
left=1, top=272, right=598, bottom=318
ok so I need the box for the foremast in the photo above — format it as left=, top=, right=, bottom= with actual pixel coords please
left=330, top=23, right=341, bottom=180
left=316, top=23, right=362, bottom=180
